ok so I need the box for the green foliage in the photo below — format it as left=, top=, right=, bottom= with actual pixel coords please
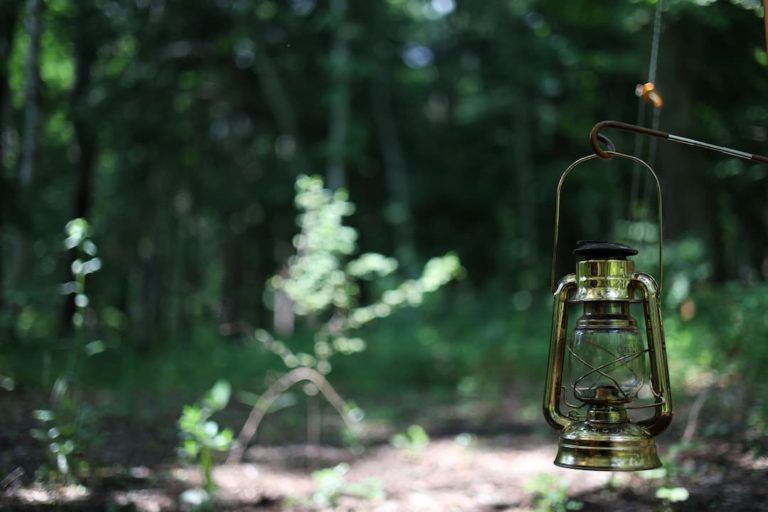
left=638, top=441, right=695, bottom=509
left=655, top=486, right=690, bottom=504
left=255, top=176, right=462, bottom=377
left=63, top=218, right=103, bottom=349
left=30, top=377, right=94, bottom=483
left=525, top=473, right=583, bottom=512
left=664, top=283, right=768, bottom=436
left=311, top=463, right=385, bottom=507
left=267, top=176, right=462, bottom=371
left=453, top=432, right=477, bottom=448
left=271, top=176, right=360, bottom=315
left=247, top=175, right=461, bottom=441
left=178, top=380, right=234, bottom=508
left=390, top=424, right=430, bottom=455
left=31, top=219, right=102, bottom=484
left=1, top=0, right=765, bottom=353
left=3, top=3, right=768, bottom=504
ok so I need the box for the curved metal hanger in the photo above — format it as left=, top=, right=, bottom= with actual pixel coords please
left=551, top=151, right=663, bottom=292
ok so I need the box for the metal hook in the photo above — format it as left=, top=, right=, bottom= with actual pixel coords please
left=596, top=132, right=616, bottom=153
left=590, top=120, right=768, bottom=164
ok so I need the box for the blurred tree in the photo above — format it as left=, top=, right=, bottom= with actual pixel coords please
left=0, top=1, right=20, bottom=333
left=326, top=0, right=351, bottom=190
left=7, top=0, right=43, bottom=315
left=0, top=0, right=766, bottom=354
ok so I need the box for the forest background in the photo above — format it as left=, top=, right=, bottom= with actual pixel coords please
left=1, top=0, right=768, bottom=509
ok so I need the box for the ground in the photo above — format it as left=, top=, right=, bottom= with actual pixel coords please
left=2, top=390, right=767, bottom=511
left=3, top=433, right=768, bottom=511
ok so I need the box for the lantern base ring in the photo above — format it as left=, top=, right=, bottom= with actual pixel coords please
left=554, top=405, right=661, bottom=471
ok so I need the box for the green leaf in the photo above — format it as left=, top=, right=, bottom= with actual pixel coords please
left=656, top=487, right=690, bottom=503
left=205, top=380, right=231, bottom=410
left=179, top=488, right=211, bottom=508
left=203, top=421, right=219, bottom=438
left=56, top=454, right=70, bottom=476
left=85, top=340, right=105, bottom=356
left=61, top=440, right=75, bottom=454
left=33, top=409, right=55, bottom=422
left=30, top=428, right=48, bottom=441
left=183, top=439, right=200, bottom=459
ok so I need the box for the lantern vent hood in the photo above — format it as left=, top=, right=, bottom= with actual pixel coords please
left=573, top=240, right=638, bottom=260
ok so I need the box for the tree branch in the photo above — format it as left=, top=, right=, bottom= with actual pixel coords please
left=227, top=367, right=352, bottom=464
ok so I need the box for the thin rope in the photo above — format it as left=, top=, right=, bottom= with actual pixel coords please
left=644, top=0, right=664, bottom=211
left=647, top=0, right=664, bottom=85
left=630, top=0, right=664, bottom=242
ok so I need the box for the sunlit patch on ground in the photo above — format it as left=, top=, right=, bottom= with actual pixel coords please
left=6, top=484, right=92, bottom=507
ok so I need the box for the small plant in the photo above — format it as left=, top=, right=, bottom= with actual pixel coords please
left=655, top=486, right=690, bottom=505
left=229, top=176, right=462, bottom=461
left=390, top=424, right=430, bottom=455
left=311, top=463, right=385, bottom=507
left=525, top=473, right=583, bottom=512
left=32, top=218, right=102, bottom=483
left=453, top=432, right=477, bottom=448
left=637, top=443, right=691, bottom=510
left=31, top=378, right=93, bottom=483
left=178, top=380, right=234, bottom=510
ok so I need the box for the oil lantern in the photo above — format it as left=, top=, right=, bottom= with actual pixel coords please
left=542, top=152, right=672, bottom=471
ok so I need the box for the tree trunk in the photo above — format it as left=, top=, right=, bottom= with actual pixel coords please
left=252, top=40, right=309, bottom=176
left=19, top=0, right=42, bottom=190
left=513, top=101, right=538, bottom=270
left=0, top=3, right=19, bottom=336
left=8, top=0, right=42, bottom=297
left=325, top=0, right=350, bottom=190
left=764, top=0, right=768, bottom=54
left=370, top=66, right=416, bottom=268
left=0, top=4, right=18, bottom=166
left=703, top=176, right=727, bottom=282
left=71, top=56, right=97, bottom=219
left=221, top=230, right=244, bottom=335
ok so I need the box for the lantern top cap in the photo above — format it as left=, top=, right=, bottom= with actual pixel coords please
left=574, top=240, right=638, bottom=260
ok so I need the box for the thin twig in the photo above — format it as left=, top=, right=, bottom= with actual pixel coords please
left=0, top=467, right=24, bottom=491
left=682, top=385, right=712, bottom=442
left=227, top=367, right=352, bottom=463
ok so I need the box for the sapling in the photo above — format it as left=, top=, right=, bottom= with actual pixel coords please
left=32, top=218, right=102, bottom=483
left=229, top=175, right=462, bottom=461
left=525, top=473, right=583, bottom=512
left=178, top=380, right=234, bottom=510
left=390, top=424, right=430, bottom=456
left=311, top=463, right=385, bottom=507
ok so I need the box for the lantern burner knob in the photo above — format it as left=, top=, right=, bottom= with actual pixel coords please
left=574, top=240, right=638, bottom=260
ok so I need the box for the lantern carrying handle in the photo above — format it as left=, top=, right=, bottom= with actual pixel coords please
left=551, top=151, right=663, bottom=292
left=590, top=120, right=768, bottom=164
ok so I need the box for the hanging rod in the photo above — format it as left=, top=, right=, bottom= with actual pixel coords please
left=590, top=120, right=768, bottom=164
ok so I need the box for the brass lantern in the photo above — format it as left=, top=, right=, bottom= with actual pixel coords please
left=543, top=152, right=672, bottom=471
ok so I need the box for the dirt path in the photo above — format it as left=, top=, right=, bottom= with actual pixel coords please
left=6, top=433, right=768, bottom=511
left=211, top=436, right=611, bottom=511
